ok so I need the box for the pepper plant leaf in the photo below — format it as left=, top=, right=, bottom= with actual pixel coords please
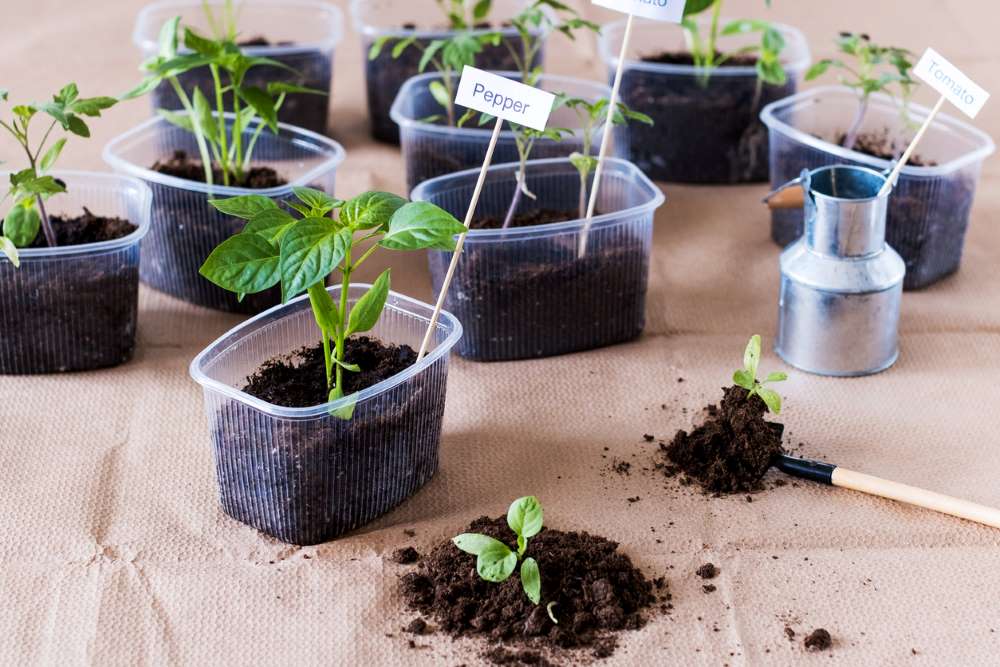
left=346, top=269, right=390, bottom=336
left=453, top=533, right=509, bottom=555
left=757, top=387, right=782, bottom=415
left=477, top=543, right=518, bottom=582
left=0, top=236, right=19, bottom=267
left=278, top=220, right=351, bottom=302
left=243, top=208, right=296, bottom=243
left=520, top=557, right=541, bottom=605
left=507, top=496, right=544, bottom=540
left=4, top=205, right=41, bottom=247
left=743, top=334, right=761, bottom=377
left=293, top=187, right=342, bottom=216
left=238, top=85, right=278, bottom=133
left=209, top=194, right=279, bottom=219
left=199, top=233, right=280, bottom=294
left=340, top=191, right=407, bottom=231
left=732, top=369, right=754, bottom=391
left=380, top=202, right=466, bottom=250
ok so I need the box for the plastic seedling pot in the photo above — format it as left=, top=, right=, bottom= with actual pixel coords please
left=134, top=0, right=343, bottom=135
left=762, top=86, right=996, bottom=289
left=0, top=172, right=151, bottom=374
left=393, top=72, right=624, bottom=193
left=413, top=157, right=664, bottom=361
left=598, top=18, right=810, bottom=184
left=103, top=114, right=345, bottom=313
left=352, top=0, right=547, bottom=144
left=189, top=285, right=462, bottom=545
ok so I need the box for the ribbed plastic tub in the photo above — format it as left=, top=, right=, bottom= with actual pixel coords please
left=0, top=172, right=151, bottom=374
left=351, top=0, right=546, bottom=144
left=393, top=72, right=623, bottom=192
left=599, top=18, right=809, bottom=183
left=413, top=157, right=663, bottom=361
left=134, top=0, right=343, bottom=135
left=103, top=114, right=345, bottom=313
left=190, top=285, right=462, bottom=545
left=762, top=86, right=996, bottom=289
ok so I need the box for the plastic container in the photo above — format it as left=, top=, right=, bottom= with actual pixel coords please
left=0, top=172, right=152, bottom=374
left=413, top=157, right=664, bottom=361
left=762, top=86, right=996, bottom=289
left=189, top=284, right=462, bottom=545
left=103, top=114, right=345, bottom=313
left=352, top=0, right=547, bottom=144
left=598, top=18, right=810, bottom=183
left=134, top=0, right=343, bottom=135
left=393, top=72, right=623, bottom=193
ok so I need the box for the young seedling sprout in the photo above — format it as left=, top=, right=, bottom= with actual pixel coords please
left=199, top=188, right=466, bottom=418
left=0, top=85, right=117, bottom=265
left=454, top=496, right=556, bottom=620
left=201, top=0, right=242, bottom=42
left=805, top=32, right=917, bottom=151
left=733, top=334, right=787, bottom=414
left=125, top=17, right=323, bottom=187
left=436, top=0, right=494, bottom=30
left=502, top=0, right=599, bottom=86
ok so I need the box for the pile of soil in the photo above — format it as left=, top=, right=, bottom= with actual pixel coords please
left=26, top=208, right=136, bottom=248
left=837, top=129, right=934, bottom=166
left=398, top=515, right=660, bottom=662
left=242, top=336, right=417, bottom=408
left=471, top=208, right=578, bottom=230
left=153, top=150, right=285, bottom=189
left=661, top=386, right=784, bottom=494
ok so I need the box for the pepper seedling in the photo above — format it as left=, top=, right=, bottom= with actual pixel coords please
left=125, top=17, right=322, bottom=187
left=0, top=85, right=117, bottom=265
left=733, top=334, right=786, bottom=414
left=436, top=0, right=494, bottom=30
left=501, top=0, right=599, bottom=87
left=805, top=32, right=917, bottom=151
left=199, top=188, right=466, bottom=418
left=453, top=496, right=547, bottom=609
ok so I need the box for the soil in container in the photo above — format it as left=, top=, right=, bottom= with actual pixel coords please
left=621, top=53, right=796, bottom=183
left=1, top=210, right=139, bottom=374
left=440, top=208, right=648, bottom=361
left=211, top=336, right=446, bottom=545
left=396, top=514, right=662, bottom=663
left=150, top=38, right=332, bottom=134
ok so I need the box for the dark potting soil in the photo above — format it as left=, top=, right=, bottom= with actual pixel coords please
left=470, top=208, right=577, bottom=230
left=620, top=51, right=796, bottom=183
left=837, top=130, right=934, bottom=167
left=25, top=208, right=136, bottom=247
left=398, top=515, right=659, bottom=662
left=152, top=150, right=286, bottom=189
left=804, top=628, right=833, bottom=651
left=241, top=336, right=417, bottom=408
left=695, top=563, right=718, bottom=580
left=661, top=386, right=784, bottom=494
left=641, top=52, right=757, bottom=67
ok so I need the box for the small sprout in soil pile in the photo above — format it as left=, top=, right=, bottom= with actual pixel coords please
left=732, top=334, right=786, bottom=414
left=681, top=0, right=787, bottom=88
left=126, top=16, right=323, bottom=187
left=200, top=188, right=465, bottom=418
left=453, top=496, right=546, bottom=606
left=0, top=85, right=117, bottom=264
left=806, top=32, right=917, bottom=151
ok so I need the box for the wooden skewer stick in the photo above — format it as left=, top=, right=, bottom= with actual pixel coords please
left=775, top=455, right=1000, bottom=530
left=878, top=95, right=946, bottom=197
left=416, top=116, right=504, bottom=362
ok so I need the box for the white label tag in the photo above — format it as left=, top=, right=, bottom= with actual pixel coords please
left=454, top=67, right=555, bottom=131
left=914, top=47, right=989, bottom=118
left=592, top=0, right=686, bottom=23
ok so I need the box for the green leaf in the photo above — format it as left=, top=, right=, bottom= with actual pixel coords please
left=293, top=187, right=342, bottom=216
left=328, top=384, right=357, bottom=420
left=453, top=533, right=509, bottom=556
left=477, top=544, right=518, bottom=583
left=569, top=151, right=597, bottom=175
left=307, top=282, right=340, bottom=333
left=0, top=236, right=19, bottom=268
left=183, top=27, right=222, bottom=57
left=380, top=202, right=466, bottom=251
left=473, top=0, right=491, bottom=20
left=340, top=191, right=407, bottom=231
left=243, top=208, right=296, bottom=243
left=239, top=85, right=278, bottom=133
left=368, top=35, right=392, bottom=60
left=278, top=220, right=350, bottom=302
left=210, top=194, right=279, bottom=219
left=333, top=358, right=361, bottom=373
left=805, top=59, right=833, bottom=81
left=16, top=175, right=65, bottom=198
left=158, top=16, right=181, bottom=58
left=199, top=233, right=280, bottom=294
left=682, top=0, right=716, bottom=16
left=757, top=387, right=782, bottom=415
left=391, top=36, right=418, bottom=59
left=418, top=40, right=447, bottom=73
left=191, top=87, right=219, bottom=144
left=346, top=269, right=390, bottom=336
left=266, top=82, right=327, bottom=97
left=520, top=557, right=541, bottom=605
left=71, top=96, right=117, bottom=117
left=733, top=369, right=754, bottom=391
left=743, top=334, right=761, bottom=377
left=507, top=496, right=543, bottom=540
left=3, top=205, right=40, bottom=247
left=38, top=138, right=66, bottom=173
left=157, top=108, right=195, bottom=132
left=428, top=80, right=452, bottom=110
left=764, top=371, right=788, bottom=383
left=66, top=115, right=90, bottom=138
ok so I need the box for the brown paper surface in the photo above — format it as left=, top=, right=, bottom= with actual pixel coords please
left=3, top=0, right=1000, bottom=664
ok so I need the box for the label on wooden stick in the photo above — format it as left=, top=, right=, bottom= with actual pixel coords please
left=454, top=67, right=555, bottom=131
left=914, top=48, right=989, bottom=118
left=591, top=0, right=686, bottom=23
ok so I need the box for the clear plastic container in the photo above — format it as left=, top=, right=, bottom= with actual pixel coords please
left=393, top=72, right=624, bottom=193
left=352, top=0, right=547, bottom=144
left=413, top=157, right=664, bottom=361
left=762, top=86, right=996, bottom=289
left=189, top=284, right=462, bottom=545
left=134, top=0, right=343, bottom=135
left=103, top=114, right=345, bottom=313
left=0, top=172, right=152, bottom=374
left=598, top=18, right=810, bottom=183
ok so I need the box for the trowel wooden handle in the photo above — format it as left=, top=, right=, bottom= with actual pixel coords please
left=775, top=455, right=1000, bottom=530
left=764, top=187, right=805, bottom=210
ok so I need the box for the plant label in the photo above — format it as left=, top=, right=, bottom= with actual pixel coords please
left=591, top=0, right=686, bottom=23
left=455, top=66, right=556, bottom=131
left=914, top=48, right=989, bottom=118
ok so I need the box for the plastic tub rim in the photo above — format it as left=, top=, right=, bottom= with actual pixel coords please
left=0, top=170, right=152, bottom=262
left=598, top=17, right=811, bottom=76
left=350, top=0, right=547, bottom=39
left=189, top=284, right=463, bottom=420
left=410, top=156, right=665, bottom=241
left=102, top=113, right=346, bottom=197
left=761, top=85, right=997, bottom=177
left=133, top=0, right=345, bottom=54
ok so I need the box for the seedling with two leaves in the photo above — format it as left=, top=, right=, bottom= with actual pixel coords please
left=733, top=334, right=786, bottom=414
left=0, top=85, right=117, bottom=266
left=500, top=0, right=599, bottom=87
left=199, top=187, right=466, bottom=419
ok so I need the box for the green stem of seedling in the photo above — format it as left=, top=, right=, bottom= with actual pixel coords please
left=242, top=93, right=285, bottom=173
left=334, top=246, right=354, bottom=395
left=169, top=77, right=215, bottom=188
left=8, top=121, right=58, bottom=247
left=308, top=282, right=334, bottom=391
left=706, top=0, right=723, bottom=69
left=231, top=87, right=244, bottom=182
left=210, top=65, right=231, bottom=186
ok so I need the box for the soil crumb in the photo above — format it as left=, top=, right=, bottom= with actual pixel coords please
left=696, top=563, right=718, bottom=580
left=390, top=547, right=420, bottom=565
left=404, top=618, right=428, bottom=635
left=661, top=386, right=784, bottom=494
left=804, top=628, right=833, bottom=651
left=153, top=150, right=286, bottom=188
left=27, top=207, right=136, bottom=248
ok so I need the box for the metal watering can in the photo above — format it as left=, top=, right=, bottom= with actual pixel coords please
left=767, top=165, right=906, bottom=376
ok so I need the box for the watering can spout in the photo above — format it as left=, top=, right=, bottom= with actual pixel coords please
left=763, top=174, right=806, bottom=210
